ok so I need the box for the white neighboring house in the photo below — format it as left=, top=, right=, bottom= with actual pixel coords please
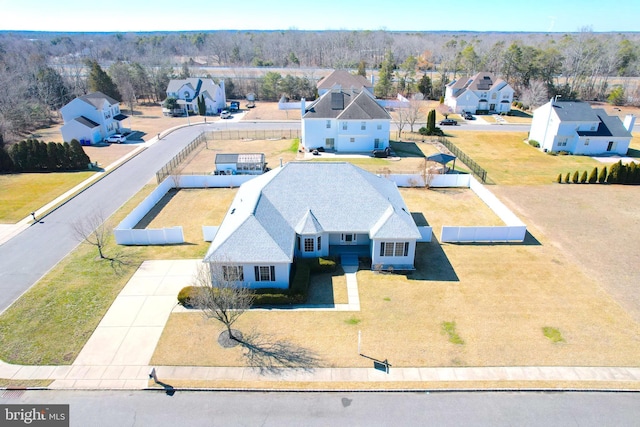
left=529, top=100, right=635, bottom=155
left=204, top=162, right=421, bottom=289
left=445, top=72, right=514, bottom=114
left=165, top=78, right=226, bottom=116
left=60, top=92, right=128, bottom=144
left=301, top=89, right=391, bottom=152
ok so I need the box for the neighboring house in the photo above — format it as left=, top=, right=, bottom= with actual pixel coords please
left=60, top=92, right=128, bottom=144
left=301, top=89, right=391, bottom=152
left=215, top=153, right=266, bottom=175
left=165, top=78, right=226, bottom=116
left=529, top=100, right=635, bottom=155
left=204, top=162, right=421, bottom=289
left=316, top=69, right=373, bottom=96
left=444, top=72, right=514, bottom=114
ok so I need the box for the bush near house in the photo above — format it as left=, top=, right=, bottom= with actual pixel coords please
left=572, top=171, right=579, bottom=184
left=528, top=140, right=540, bottom=148
left=598, top=166, right=608, bottom=183
left=178, top=257, right=338, bottom=307
left=1, top=138, right=91, bottom=173
left=558, top=162, right=640, bottom=185
left=580, top=171, right=588, bottom=184
left=588, top=167, right=598, bottom=184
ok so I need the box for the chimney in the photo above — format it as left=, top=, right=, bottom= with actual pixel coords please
left=623, top=114, right=636, bottom=132
left=301, top=98, right=306, bottom=116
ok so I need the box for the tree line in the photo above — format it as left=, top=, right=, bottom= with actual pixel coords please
left=0, top=136, right=91, bottom=173
left=1, top=29, right=639, bottom=142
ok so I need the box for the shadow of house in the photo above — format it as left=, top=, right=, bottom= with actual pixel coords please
left=390, top=141, right=427, bottom=157
left=407, top=239, right=459, bottom=282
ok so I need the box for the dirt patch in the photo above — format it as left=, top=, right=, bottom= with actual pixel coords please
left=492, top=184, right=640, bottom=323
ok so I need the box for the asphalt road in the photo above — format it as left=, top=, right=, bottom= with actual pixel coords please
left=1, top=390, right=639, bottom=426
left=0, top=122, right=297, bottom=314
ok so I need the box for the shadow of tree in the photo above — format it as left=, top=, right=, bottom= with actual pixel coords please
left=237, top=330, right=323, bottom=374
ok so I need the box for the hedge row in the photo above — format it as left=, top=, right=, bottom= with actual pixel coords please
left=0, top=138, right=91, bottom=173
left=177, top=257, right=339, bottom=307
left=557, top=161, right=640, bottom=185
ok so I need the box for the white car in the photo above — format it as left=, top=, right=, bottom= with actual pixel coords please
left=220, top=110, right=232, bottom=119
left=106, top=134, right=126, bottom=143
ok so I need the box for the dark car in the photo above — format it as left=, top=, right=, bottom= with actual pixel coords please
left=372, top=147, right=391, bottom=158
left=463, top=112, right=475, bottom=120
left=439, top=118, right=458, bottom=126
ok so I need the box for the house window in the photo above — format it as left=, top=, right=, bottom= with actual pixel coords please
left=491, top=93, right=497, bottom=99
left=377, top=124, right=382, bottom=130
left=317, top=236, right=321, bottom=251
left=361, top=121, right=366, bottom=130
left=341, top=234, right=356, bottom=243
left=374, top=139, right=381, bottom=149
left=222, top=266, right=244, bottom=281
left=585, top=139, right=590, bottom=146
left=304, top=238, right=315, bottom=252
left=254, top=266, right=275, bottom=282
left=326, top=120, right=331, bottom=129
left=326, top=138, right=335, bottom=149
left=350, top=137, right=355, bottom=143
left=342, top=122, right=348, bottom=130
left=380, top=242, right=410, bottom=257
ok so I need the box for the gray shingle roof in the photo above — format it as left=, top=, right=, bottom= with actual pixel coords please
left=78, top=92, right=119, bottom=109
left=205, top=162, right=420, bottom=264
left=317, top=70, right=372, bottom=91
left=576, top=109, right=633, bottom=138
left=551, top=101, right=600, bottom=122
left=303, top=90, right=390, bottom=120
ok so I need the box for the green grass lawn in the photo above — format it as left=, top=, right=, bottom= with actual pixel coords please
left=0, top=172, right=94, bottom=223
left=445, top=131, right=604, bottom=185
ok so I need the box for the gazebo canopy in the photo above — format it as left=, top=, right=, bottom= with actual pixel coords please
left=426, top=153, right=456, bottom=165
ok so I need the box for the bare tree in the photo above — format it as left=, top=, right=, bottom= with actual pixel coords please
left=71, top=210, right=112, bottom=260
left=406, top=99, right=424, bottom=133
left=193, top=264, right=255, bottom=343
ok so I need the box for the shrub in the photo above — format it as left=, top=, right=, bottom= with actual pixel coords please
left=598, top=165, right=607, bottom=183
left=607, top=161, right=621, bottom=183
left=557, top=173, right=562, bottom=183
left=628, top=162, right=638, bottom=184
left=253, top=291, right=304, bottom=306
left=580, top=171, right=587, bottom=184
left=309, top=257, right=337, bottom=273
left=177, top=286, right=204, bottom=308
left=418, top=126, right=443, bottom=136
left=572, top=171, right=579, bottom=184
left=528, top=140, right=540, bottom=148
left=588, top=167, right=598, bottom=184
left=565, top=172, right=571, bottom=183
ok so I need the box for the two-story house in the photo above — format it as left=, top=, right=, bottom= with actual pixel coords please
left=301, top=88, right=391, bottom=153
left=60, top=92, right=128, bottom=144
left=529, top=100, right=634, bottom=155
left=445, top=72, right=513, bottom=114
left=165, top=78, right=226, bottom=116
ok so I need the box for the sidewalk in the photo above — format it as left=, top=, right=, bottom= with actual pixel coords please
left=1, top=258, right=640, bottom=390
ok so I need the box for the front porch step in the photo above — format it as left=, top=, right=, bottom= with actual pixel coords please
left=341, top=253, right=359, bottom=266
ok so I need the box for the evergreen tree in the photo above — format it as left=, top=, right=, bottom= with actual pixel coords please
left=627, top=162, right=637, bottom=184
left=428, top=109, right=436, bottom=132
left=418, top=74, right=432, bottom=99
left=69, top=140, right=90, bottom=169
left=557, top=173, right=562, bottom=183
left=598, top=165, right=607, bottom=183
left=86, top=60, right=121, bottom=101
left=580, top=170, right=587, bottom=184
left=565, top=172, right=571, bottom=183
left=356, top=60, right=367, bottom=77
left=588, top=167, right=598, bottom=184
left=607, top=161, right=621, bottom=183
left=572, top=171, right=579, bottom=183
left=0, top=134, right=14, bottom=173
left=374, top=50, right=395, bottom=98
left=46, top=141, right=59, bottom=171
left=197, top=94, right=206, bottom=115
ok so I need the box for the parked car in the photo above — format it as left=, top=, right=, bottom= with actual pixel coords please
left=220, top=110, right=232, bottom=119
left=372, top=147, right=391, bottom=158
left=105, top=134, right=126, bottom=143
left=439, top=118, right=458, bottom=126
left=463, top=112, right=475, bottom=120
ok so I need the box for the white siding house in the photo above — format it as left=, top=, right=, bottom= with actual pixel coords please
left=165, top=78, right=226, bottom=115
left=301, top=90, right=391, bottom=152
left=445, top=72, right=513, bottom=114
left=60, top=92, right=128, bottom=144
left=529, top=100, right=634, bottom=155
left=204, top=162, right=421, bottom=289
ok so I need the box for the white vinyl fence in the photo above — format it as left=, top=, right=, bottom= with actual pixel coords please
left=114, top=175, right=256, bottom=245
left=386, top=173, right=526, bottom=243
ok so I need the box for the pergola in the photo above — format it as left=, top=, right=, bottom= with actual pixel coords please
left=426, top=153, right=456, bottom=173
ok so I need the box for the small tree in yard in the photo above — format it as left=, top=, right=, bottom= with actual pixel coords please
left=598, top=165, right=607, bottom=183
left=71, top=210, right=117, bottom=263
left=588, top=167, right=598, bottom=184
left=557, top=173, right=562, bottom=183
left=565, top=172, right=571, bottom=183
left=436, top=103, right=452, bottom=119
left=193, top=264, right=255, bottom=344
left=572, top=171, right=579, bottom=184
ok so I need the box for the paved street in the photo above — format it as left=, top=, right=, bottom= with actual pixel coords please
left=1, top=389, right=640, bottom=426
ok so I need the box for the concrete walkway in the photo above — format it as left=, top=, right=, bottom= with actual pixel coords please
left=2, top=258, right=640, bottom=389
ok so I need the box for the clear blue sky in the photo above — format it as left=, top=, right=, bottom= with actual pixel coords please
left=2, top=0, right=638, bottom=33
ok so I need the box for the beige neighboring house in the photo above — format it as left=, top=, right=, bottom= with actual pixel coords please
left=316, top=69, right=373, bottom=96
left=445, top=72, right=514, bottom=114
left=60, top=92, right=128, bottom=145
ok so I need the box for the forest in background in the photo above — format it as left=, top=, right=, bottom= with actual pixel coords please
left=1, top=28, right=640, bottom=142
